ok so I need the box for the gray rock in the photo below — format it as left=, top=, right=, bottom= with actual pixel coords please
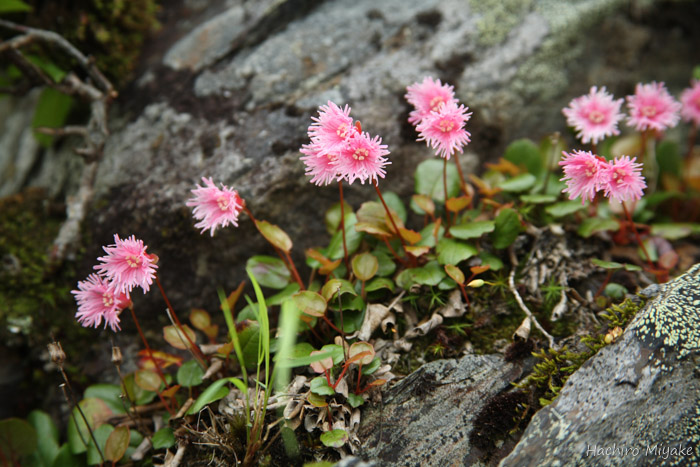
left=358, top=354, right=528, bottom=465
left=1, top=0, right=698, bottom=314
left=500, top=264, right=700, bottom=467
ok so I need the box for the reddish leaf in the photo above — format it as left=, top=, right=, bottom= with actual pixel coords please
left=104, top=426, right=130, bottom=463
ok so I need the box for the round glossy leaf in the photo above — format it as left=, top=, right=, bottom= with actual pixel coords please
left=325, top=201, right=353, bottom=235
left=189, top=308, right=211, bottom=330
left=293, top=290, right=327, bottom=317
left=347, top=393, right=365, bottom=408
left=503, top=139, right=544, bottom=178
left=163, top=324, right=197, bottom=350
left=67, top=398, right=114, bottom=454
left=320, top=429, right=348, bottom=448
left=436, top=238, right=477, bottom=265
left=0, top=418, right=37, bottom=459
left=479, top=251, right=504, bottom=271
left=246, top=255, right=291, bottom=289
left=309, top=350, right=334, bottom=373
left=352, top=252, right=379, bottom=281
left=104, top=426, right=130, bottom=463
left=321, top=279, right=357, bottom=302
left=87, top=424, right=113, bottom=465
left=134, top=369, right=161, bottom=392
left=307, top=392, right=328, bottom=408
left=450, top=220, right=495, bottom=239
left=414, top=159, right=460, bottom=202
left=355, top=202, right=394, bottom=237
left=491, top=208, right=522, bottom=249
left=348, top=342, right=374, bottom=365
left=545, top=200, right=586, bottom=218
left=498, top=173, right=536, bottom=192
left=365, top=277, right=394, bottom=293
left=177, top=360, right=204, bottom=388
left=255, top=219, right=293, bottom=252
left=27, top=410, right=59, bottom=466
left=520, top=194, right=557, bottom=204
left=444, top=264, right=465, bottom=284
left=411, top=194, right=435, bottom=216
left=577, top=218, right=619, bottom=237
left=84, top=384, right=127, bottom=415
left=309, top=376, right=335, bottom=396
left=325, top=213, right=363, bottom=259
left=445, top=196, right=471, bottom=212
left=151, top=427, right=176, bottom=450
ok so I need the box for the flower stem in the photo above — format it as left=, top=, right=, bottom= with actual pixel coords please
left=338, top=181, right=350, bottom=271
left=621, top=201, right=654, bottom=270
left=128, top=304, right=176, bottom=416
left=686, top=123, right=697, bottom=160
left=155, top=275, right=207, bottom=366
left=452, top=151, right=470, bottom=198
left=373, top=179, right=408, bottom=252
left=283, top=249, right=306, bottom=290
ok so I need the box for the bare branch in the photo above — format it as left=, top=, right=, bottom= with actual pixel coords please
left=509, top=268, right=557, bottom=349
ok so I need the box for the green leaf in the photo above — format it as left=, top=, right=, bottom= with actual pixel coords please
left=591, top=259, right=623, bottom=270
left=67, top=398, right=113, bottom=454
left=0, top=0, right=32, bottom=13
left=450, top=220, right=495, bottom=239
left=120, top=373, right=156, bottom=407
left=414, top=159, right=460, bottom=202
left=546, top=200, right=586, bottom=218
left=151, top=427, right=176, bottom=450
left=104, top=426, right=129, bottom=463
left=293, top=290, right=327, bottom=317
left=604, top=283, right=627, bottom=300
left=650, top=223, right=699, bottom=240
left=27, top=410, right=59, bottom=467
left=276, top=349, right=336, bottom=369
left=325, top=201, right=353, bottom=235
left=84, top=384, right=127, bottom=415
left=478, top=251, right=503, bottom=271
left=444, top=264, right=465, bottom=284
left=365, top=277, right=394, bottom=293
left=577, top=218, right=619, bottom=237
left=86, top=424, right=113, bottom=465
left=237, top=320, right=261, bottom=369
left=491, top=208, right=521, bottom=249
left=320, top=344, right=346, bottom=365
left=246, top=256, right=291, bottom=289
left=50, top=444, right=80, bottom=467
left=177, top=360, right=204, bottom=387
left=0, top=418, right=37, bottom=460
left=26, top=55, right=66, bottom=83
left=320, top=429, right=348, bottom=448
left=399, top=260, right=446, bottom=288
left=377, top=191, right=407, bottom=224
left=656, top=140, right=682, bottom=177
left=520, top=194, right=557, bottom=204
left=255, top=220, right=292, bottom=252
left=417, top=222, right=444, bottom=247
left=504, top=139, right=544, bottom=178
left=498, top=173, right=536, bottom=192
left=362, top=357, right=382, bottom=375
left=326, top=213, right=363, bottom=260
left=163, top=324, right=197, bottom=351
left=321, top=279, right=356, bottom=302
left=187, top=377, right=246, bottom=415
left=373, top=250, right=396, bottom=277
left=352, top=252, right=379, bottom=281
left=436, top=238, right=477, bottom=265
left=347, top=393, right=365, bottom=408
left=310, top=376, right=335, bottom=396
left=32, top=88, right=74, bottom=147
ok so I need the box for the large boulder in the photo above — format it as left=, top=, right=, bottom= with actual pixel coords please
left=500, top=264, right=700, bottom=466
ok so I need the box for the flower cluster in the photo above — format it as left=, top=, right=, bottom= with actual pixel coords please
left=559, top=150, right=646, bottom=204
left=405, top=77, right=472, bottom=160
left=300, top=101, right=390, bottom=185
left=563, top=82, right=684, bottom=145
left=187, top=177, right=245, bottom=236
left=72, top=234, right=158, bottom=331
left=680, top=80, right=700, bottom=127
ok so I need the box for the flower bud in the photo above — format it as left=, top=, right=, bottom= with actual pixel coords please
left=111, top=346, right=123, bottom=365
left=48, top=342, right=66, bottom=365
left=467, top=279, right=485, bottom=288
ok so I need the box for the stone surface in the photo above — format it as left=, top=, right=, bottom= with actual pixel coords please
left=357, top=354, right=528, bottom=465
left=500, top=264, right=700, bottom=467
left=1, top=0, right=699, bottom=315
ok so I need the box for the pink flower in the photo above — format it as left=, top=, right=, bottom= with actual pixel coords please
left=626, top=82, right=681, bottom=132
left=405, top=77, right=456, bottom=125
left=336, top=131, right=390, bottom=185
left=186, top=177, right=244, bottom=236
left=95, top=234, right=158, bottom=297
left=72, top=274, right=130, bottom=331
left=300, top=141, right=340, bottom=186
left=601, top=156, right=646, bottom=203
left=559, top=150, right=607, bottom=204
left=307, top=101, right=358, bottom=154
left=562, top=86, right=625, bottom=144
left=680, top=80, right=700, bottom=126
left=416, top=100, right=472, bottom=159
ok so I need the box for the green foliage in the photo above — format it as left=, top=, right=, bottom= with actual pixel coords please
left=414, top=159, right=461, bottom=202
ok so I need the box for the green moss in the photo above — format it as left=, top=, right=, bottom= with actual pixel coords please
left=469, top=0, right=535, bottom=47
left=26, top=0, right=160, bottom=86
left=515, top=296, right=644, bottom=407
left=0, top=188, right=79, bottom=344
